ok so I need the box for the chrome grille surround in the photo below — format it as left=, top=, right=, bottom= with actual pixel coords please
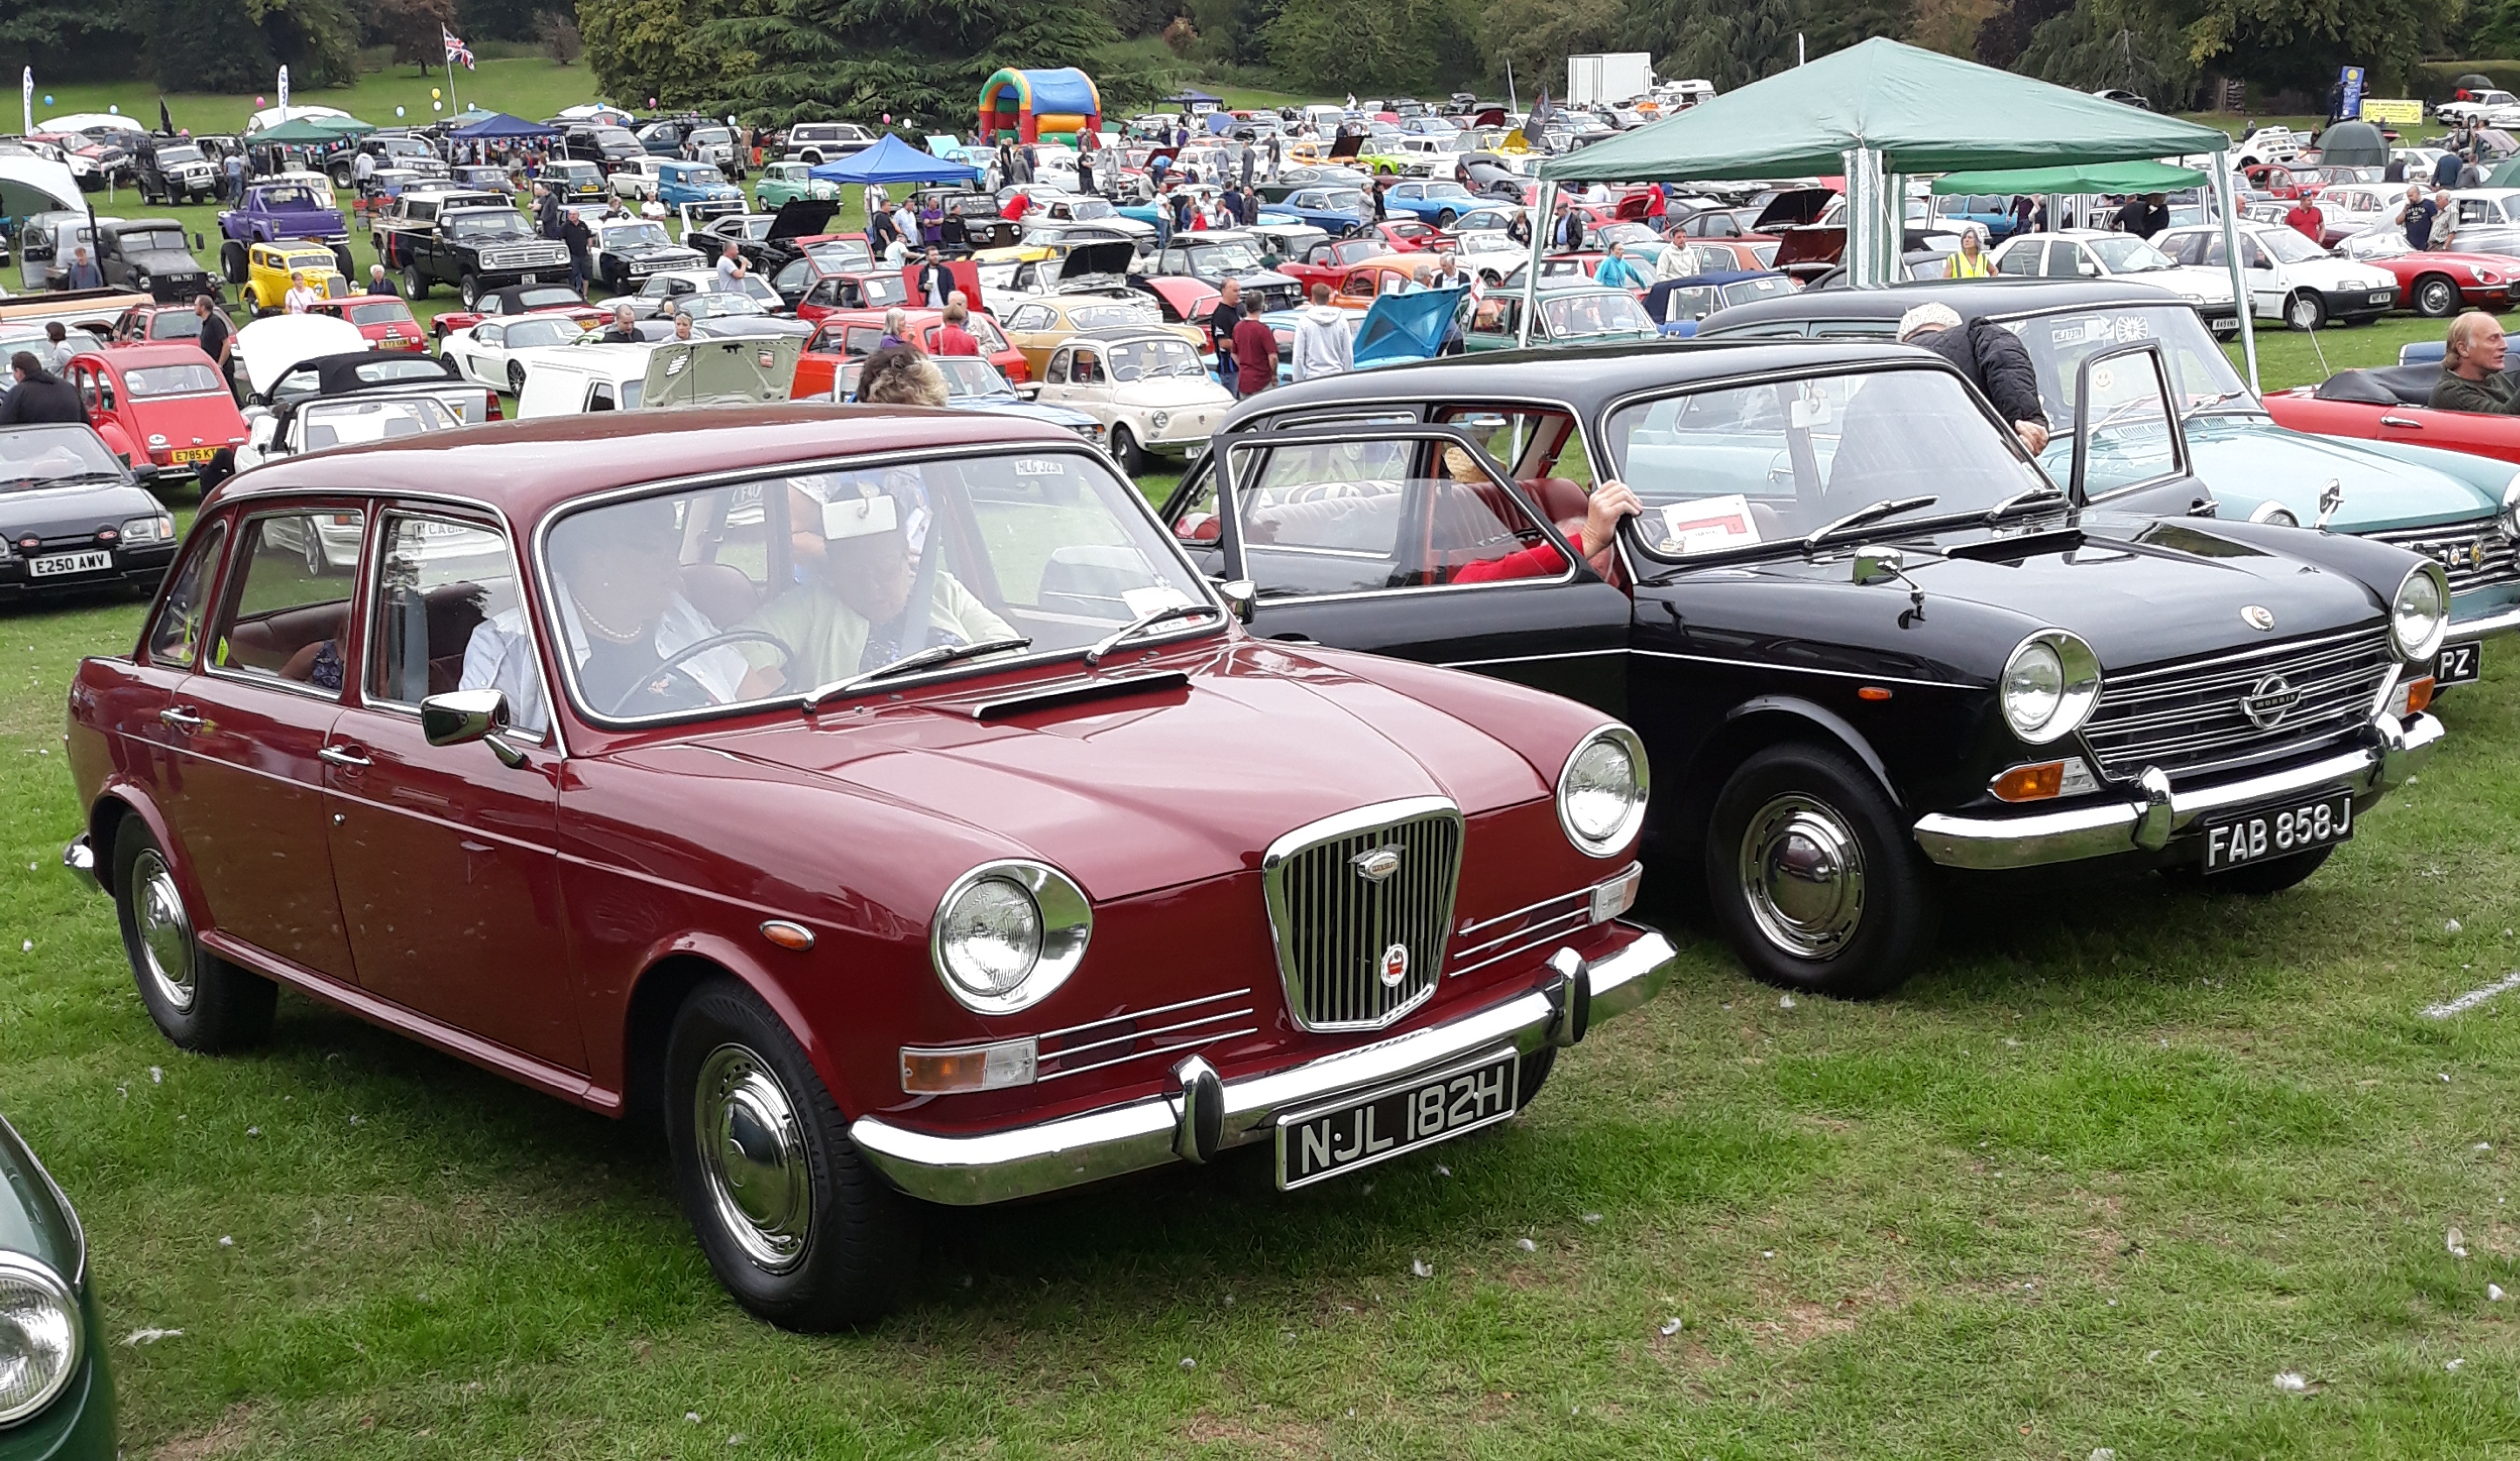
left=1261, top=797, right=1464, bottom=1033
left=2079, top=626, right=2395, bottom=783
left=2365, top=517, right=2520, bottom=598
left=480, top=243, right=570, bottom=272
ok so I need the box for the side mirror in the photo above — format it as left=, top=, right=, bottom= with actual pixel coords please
left=2314, top=477, right=2345, bottom=531
left=420, top=688, right=528, bottom=767
left=1216, top=578, right=1257, bottom=624
left=1015, top=381, right=1042, bottom=400
left=1851, top=546, right=1904, bottom=585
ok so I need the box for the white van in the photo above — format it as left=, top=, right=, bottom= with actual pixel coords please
left=514, top=335, right=803, bottom=417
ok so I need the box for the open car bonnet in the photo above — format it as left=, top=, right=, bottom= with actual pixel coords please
left=233, top=314, right=366, bottom=394
left=642, top=335, right=807, bottom=408
left=1752, top=186, right=1838, bottom=231
left=765, top=198, right=842, bottom=241
left=1058, top=239, right=1139, bottom=284
left=1353, top=284, right=1468, bottom=367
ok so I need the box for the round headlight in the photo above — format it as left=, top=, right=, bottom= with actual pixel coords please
left=2389, top=562, right=2450, bottom=663
left=931, top=860, right=1092, bottom=1014
left=0, top=1252, right=80, bottom=1426
left=2499, top=470, right=2520, bottom=540
left=1999, top=630, right=2102, bottom=744
left=2249, top=500, right=2301, bottom=528
left=1150, top=410, right=1172, bottom=431
left=1558, top=724, right=1650, bottom=858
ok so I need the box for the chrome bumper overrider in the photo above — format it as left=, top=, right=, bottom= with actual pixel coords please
left=1912, top=710, right=2443, bottom=872
left=850, top=928, right=1679, bottom=1205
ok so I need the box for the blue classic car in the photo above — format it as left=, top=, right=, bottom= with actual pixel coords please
left=1933, top=192, right=2021, bottom=241
left=1275, top=185, right=1375, bottom=237
left=1378, top=178, right=1485, bottom=228
left=655, top=160, right=745, bottom=226
left=1702, top=279, right=2520, bottom=670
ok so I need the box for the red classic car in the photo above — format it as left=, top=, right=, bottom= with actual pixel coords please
left=1133, top=273, right=1226, bottom=347
left=62, top=344, right=250, bottom=483
left=790, top=307, right=1029, bottom=396
left=306, top=294, right=427, bottom=353
left=2265, top=360, right=2520, bottom=463
left=110, top=301, right=233, bottom=347
left=61, top=407, right=1675, bottom=1328
left=2338, top=239, right=2518, bottom=318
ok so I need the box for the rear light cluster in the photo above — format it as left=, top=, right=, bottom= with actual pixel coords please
left=484, top=390, right=504, bottom=421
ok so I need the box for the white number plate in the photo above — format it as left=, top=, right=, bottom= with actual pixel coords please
left=2202, top=791, right=2354, bottom=872
left=1275, top=1048, right=1517, bottom=1190
left=28, top=550, right=111, bottom=578
left=2437, top=642, right=2482, bottom=686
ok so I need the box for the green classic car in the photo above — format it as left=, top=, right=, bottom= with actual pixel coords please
left=754, top=162, right=841, bottom=209
left=0, top=1113, right=111, bottom=1457
left=1468, top=282, right=1663, bottom=352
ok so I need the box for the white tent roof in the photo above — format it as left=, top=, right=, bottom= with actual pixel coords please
left=0, top=155, right=85, bottom=216
left=40, top=113, right=145, bottom=136
left=245, top=104, right=352, bottom=135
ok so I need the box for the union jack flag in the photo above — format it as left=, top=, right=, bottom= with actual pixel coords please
left=442, top=26, right=474, bottom=69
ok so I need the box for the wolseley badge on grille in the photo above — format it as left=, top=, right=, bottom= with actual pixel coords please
left=2241, top=604, right=2275, bottom=631
left=1352, top=845, right=1403, bottom=881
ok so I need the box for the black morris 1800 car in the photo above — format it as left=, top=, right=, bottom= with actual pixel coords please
left=1171, top=341, right=2450, bottom=995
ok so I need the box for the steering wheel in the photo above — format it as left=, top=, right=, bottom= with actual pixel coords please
left=600, top=629, right=795, bottom=717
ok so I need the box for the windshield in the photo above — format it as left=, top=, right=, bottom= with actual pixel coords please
left=1596, top=222, right=1657, bottom=246
left=123, top=361, right=225, bottom=398
left=510, top=287, right=583, bottom=310
left=2088, top=237, right=2175, bottom=273
left=1064, top=198, right=1116, bottom=219
left=1068, top=302, right=1156, bottom=332
left=551, top=163, right=601, bottom=182
left=2258, top=227, right=2331, bottom=264
left=1720, top=276, right=1796, bottom=306
left=1608, top=367, right=2046, bottom=559
left=0, top=427, right=122, bottom=488
left=934, top=358, right=1017, bottom=397
left=119, top=229, right=189, bottom=254
left=675, top=166, right=729, bottom=187
left=1106, top=337, right=1204, bottom=380
left=1541, top=293, right=1653, bottom=337
left=593, top=128, right=640, bottom=150
left=2002, top=306, right=2253, bottom=417
left=299, top=395, right=457, bottom=445
left=258, top=185, right=326, bottom=211
left=447, top=212, right=524, bottom=238
left=610, top=223, right=674, bottom=248
left=348, top=358, right=454, bottom=386
left=346, top=301, right=414, bottom=327
left=158, top=146, right=203, bottom=165
left=1184, top=240, right=1265, bottom=273
left=683, top=293, right=768, bottom=318
left=541, top=451, right=1213, bottom=724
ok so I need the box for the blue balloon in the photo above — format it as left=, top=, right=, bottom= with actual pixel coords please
left=40, top=94, right=51, bottom=104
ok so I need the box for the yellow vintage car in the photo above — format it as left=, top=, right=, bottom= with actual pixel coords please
left=242, top=241, right=351, bottom=316
left=996, top=289, right=1208, bottom=379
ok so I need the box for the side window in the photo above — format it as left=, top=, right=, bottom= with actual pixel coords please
left=146, top=520, right=229, bottom=667
left=2078, top=352, right=2181, bottom=495
left=1046, top=351, right=1071, bottom=385
left=1433, top=406, right=1591, bottom=488
left=1073, top=351, right=1102, bottom=384
left=1228, top=436, right=1554, bottom=597
left=366, top=514, right=547, bottom=734
left=2241, top=239, right=2269, bottom=269
left=477, top=323, right=505, bottom=347
left=773, top=259, right=808, bottom=293
left=1995, top=243, right=2038, bottom=276
left=588, top=382, right=617, bottom=412
left=211, top=509, right=366, bottom=692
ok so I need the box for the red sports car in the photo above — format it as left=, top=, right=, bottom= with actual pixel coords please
left=2265, top=360, right=2520, bottom=464
left=307, top=295, right=428, bottom=352
left=63, top=407, right=1674, bottom=1329
left=2337, top=237, right=2519, bottom=318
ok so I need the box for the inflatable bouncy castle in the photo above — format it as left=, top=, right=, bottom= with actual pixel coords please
left=976, top=67, right=1103, bottom=147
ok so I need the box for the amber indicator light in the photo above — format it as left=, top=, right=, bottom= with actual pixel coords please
left=1857, top=685, right=1892, bottom=701
left=758, top=919, right=815, bottom=951
left=1991, top=762, right=2064, bottom=803
left=2405, top=676, right=2436, bottom=716
left=902, top=1049, right=991, bottom=1094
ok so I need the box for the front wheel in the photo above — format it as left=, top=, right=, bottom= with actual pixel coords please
left=459, top=273, right=481, bottom=309
left=1435, top=209, right=1456, bottom=228
left=2414, top=275, right=2460, bottom=318
left=1109, top=422, right=1145, bottom=475
left=2285, top=290, right=2326, bottom=331
left=112, top=823, right=276, bottom=1052
left=220, top=241, right=247, bottom=285
left=1705, top=741, right=1938, bottom=999
left=507, top=360, right=526, bottom=394
left=665, top=978, right=916, bottom=1330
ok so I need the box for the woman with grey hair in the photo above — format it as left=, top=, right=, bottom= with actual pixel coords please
left=854, top=346, right=948, bottom=407
left=878, top=308, right=914, bottom=353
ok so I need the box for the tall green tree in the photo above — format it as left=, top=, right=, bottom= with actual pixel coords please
left=578, top=0, right=731, bottom=109
left=686, top=0, right=1135, bottom=129
left=1475, top=0, right=1626, bottom=98
left=1265, top=0, right=1478, bottom=95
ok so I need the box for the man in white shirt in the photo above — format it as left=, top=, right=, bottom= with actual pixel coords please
left=715, top=241, right=746, bottom=293
left=351, top=146, right=376, bottom=198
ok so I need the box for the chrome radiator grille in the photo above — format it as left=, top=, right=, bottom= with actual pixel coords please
left=2365, top=517, right=2520, bottom=598
left=480, top=244, right=568, bottom=271
left=2080, top=628, right=2393, bottom=782
left=1262, top=800, right=1462, bottom=1033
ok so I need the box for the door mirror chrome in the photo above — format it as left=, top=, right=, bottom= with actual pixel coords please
left=2314, top=477, right=2344, bottom=532
left=1851, top=547, right=1904, bottom=585
left=420, top=688, right=528, bottom=768
left=1217, top=578, right=1257, bottom=623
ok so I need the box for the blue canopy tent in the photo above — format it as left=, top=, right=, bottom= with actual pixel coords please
left=448, top=111, right=560, bottom=140
left=808, top=134, right=982, bottom=186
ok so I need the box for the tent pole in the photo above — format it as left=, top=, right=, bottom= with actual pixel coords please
left=1842, top=149, right=1866, bottom=287
left=1520, top=178, right=1553, bottom=348
left=2211, top=151, right=2258, bottom=394
left=1885, top=169, right=1906, bottom=281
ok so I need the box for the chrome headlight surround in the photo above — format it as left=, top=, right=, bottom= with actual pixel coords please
left=2389, top=562, right=2452, bottom=663
left=930, top=860, right=1092, bottom=1015
left=1999, top=630, right=2102, bottom=745
left=1557, top=724, right=1650, bottom=858
left=2498, top=469, right=2520, bottom=540
left=0, top=1250, right=81, bottom=1426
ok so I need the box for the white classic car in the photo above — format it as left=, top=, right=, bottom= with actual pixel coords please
left=1988, top=230, right=2240, bottom=333
left=440, top=313, right=595, bottom=392
left=609, top=155, right=670, bottom=203
left=1030, top=330, right=1233, bottom=474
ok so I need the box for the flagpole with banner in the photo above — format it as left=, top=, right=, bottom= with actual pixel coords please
left=21, top=68, right=30, bottom=137
left=441, top=27, right=474, bottom=117
left=278, top=64, right=290, bottom=122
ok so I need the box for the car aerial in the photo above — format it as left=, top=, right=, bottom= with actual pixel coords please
left=805, top=353, right=1105, bottom=442
left=0, top=1108, right=113, bottom=1455
left=427, top=283, right=611, bottom=342
left=62, top=343, right=251, bottom=486
left=795, top=308, right=1030, bottom=394
left=218, top=178, right=351, bottom=284
left=1172, top=340, right=2449, bottom=996
left=1142, top=232, right=1303, bottom=314
left=622, top=268, right=788, bottom=320
left=2149, top=220, right=2398, bottom=331
left=230, top=390, right=461, bottom=479
left=305, top=294, right=427, bottom=353
left=441, top=313, right=596, bottom=392
left=110, top=300, right=232, bottom=347
left=61, top=407, right=1676, bottom=1325
left=754, top=161, right=842, bottom=208
left=1989, top=230, right=2241, bottom=334
left=2330, top=226, right=2518, bottom=318
left=237, top=240, right=348, bottom=317
left=1640, top=270, right=1798, bottom=330
left=0, top=422, right=178, bottom=597
left=1466, top=281, right=1659, bottom=350
left=781, top=121, right=877, bottom=164
left=1030, top=329, right=1233, bottom=472
left=134, top=138, right=218, bottom=205
left=538, top=158, right=611, bottom=208
left=588, top=216, right=705, bottom=292
left=1697, top=279, right=2520, bottom=679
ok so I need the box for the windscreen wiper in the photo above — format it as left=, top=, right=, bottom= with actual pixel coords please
left=1084, top=602, right=1223, bottom=666
left=1803, top=495, right=1939, bottom=554
left=1984, top=485, right=2066, bottom=523
left=803, top=635, right=1032, bottom=710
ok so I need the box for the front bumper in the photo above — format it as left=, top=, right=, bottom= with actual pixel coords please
left=2319, top=284, right=2397, bottom=320
left=2445, top=596, right=2520, bottom=644
left=1912, top=710, right=2443, bottom=872
left=850, top=928, right=1679, bottom=1205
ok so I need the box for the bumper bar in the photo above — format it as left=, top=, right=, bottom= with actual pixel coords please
left=1912, top=710, right=2443, bottom=872
left=2444, top=599, right=2520, bottom=644
left=850, top=928, right=1679, bottom=1206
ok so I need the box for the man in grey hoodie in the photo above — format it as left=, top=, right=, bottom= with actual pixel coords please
left=1291, top=282, right=1353, bottom=380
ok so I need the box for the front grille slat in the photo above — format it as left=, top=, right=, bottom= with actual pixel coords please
left=2080, top=627, right=2391, bottom=781
left=1263, top=802, right=1462, bottom=1033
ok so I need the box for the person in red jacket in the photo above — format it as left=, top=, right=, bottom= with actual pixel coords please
left=1444, top=448, right=1645, bottom=583
left=1232, top=309, right=1277, bottom=396
left=2284, top=196, right=2325, bottom=243
left=934, top=300, right=981, bottom=356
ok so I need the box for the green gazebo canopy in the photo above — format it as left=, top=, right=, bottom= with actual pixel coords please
left=1930, top=160, right=2208, bottom=194
left=254, top=116, right=374, bottom=143
left=1538, top=38, right=2228, bottom=183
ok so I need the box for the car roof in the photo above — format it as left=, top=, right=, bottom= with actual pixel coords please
left=1063, top=330, right=1193, bottom=348
left=212, top=407, right=1079, bottom=525
left=1702, top=276, right=2218, bottom=331
left=86, top=342, right=218, bottom=368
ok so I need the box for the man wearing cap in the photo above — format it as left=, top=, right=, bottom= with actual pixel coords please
left=1896, top=303, right=2050, bottom=454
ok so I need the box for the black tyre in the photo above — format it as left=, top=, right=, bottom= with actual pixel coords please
left=664, top=977, right=916, bottom=1330
left=111, top=822, right=275, bottom=1052
left=460, top=273, right=481, bottom=309
left=220, top=241, right=247, bottom=285
left=2414, top=275, right=2460, bottom=318
left=2285, top=290, right=2326, bottom=331
left=507, top=360, right=526, bottom=394
left=1705, top=741, right=1938, bottom=999
left=403, top=264, right=428, bottom=300
left=1435, top=209, right=1456, bottom=228
left=1109, top=424, right=1145, bottom=475
left=2194, top=845, right=2335, bottom=897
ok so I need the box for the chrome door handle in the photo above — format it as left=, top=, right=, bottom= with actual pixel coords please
left=158, top=706, right=202, bottom=730
left=315, top=745, right=371, bottom=769
left=2379, top=415, right=2423, bottom=428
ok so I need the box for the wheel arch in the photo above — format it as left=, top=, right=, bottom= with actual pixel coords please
left=1667, top=697, right=1902, bottom=856
left=617, top=936, right=851, bottom=1134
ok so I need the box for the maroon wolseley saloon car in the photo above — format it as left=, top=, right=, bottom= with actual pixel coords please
left=62, top=407, right=1677, bottom=1327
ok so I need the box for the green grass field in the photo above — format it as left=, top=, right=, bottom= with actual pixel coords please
left=23, top=57, right=615, bottom=140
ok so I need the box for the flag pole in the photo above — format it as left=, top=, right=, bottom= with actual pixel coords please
left=446, top=52, right=460, bottom=118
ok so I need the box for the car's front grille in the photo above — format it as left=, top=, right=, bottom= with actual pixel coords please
left=2365, top=516, right=2520, bottom=598
left=480, top=244, right=568, bottom=271
left=1262, top=799, right=1462, bottom=1033
left=2080, top=627, right=2393, bottom=782
left=1032, top=989, right=1258, bottom=1081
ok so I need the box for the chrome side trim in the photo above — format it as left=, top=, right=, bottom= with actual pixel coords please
left=1630, top=648, right=1972, bottom=690
left=849, top=928, right=1680, bottom=1205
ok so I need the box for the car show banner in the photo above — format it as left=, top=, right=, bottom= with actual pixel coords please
left=2360, top=98, right=2423, bottom=125
left=2338, top=64, right=2366, bottom=119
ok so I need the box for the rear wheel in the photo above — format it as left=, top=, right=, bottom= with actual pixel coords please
left=2285, top=290, right=2326, bottom=331
left=1705, top=741, right=1938, bottom=999
left=460, top=273, right=481, bottom=309
left=507, top=360, right=526, bottom=394
left=303, top=530, right=330, bottom=577
left=2414, top=274, right=2460, bottom=318
left=665, top=977, right=916, bottom=1330
left=112, top=823, right=276, bottom=1052
left=219, top=241, right=247, bottom=284
left=403, top=264, right=428, bottom=299
left=332, top=246, right=355, bottom=279
left=1435, top=209, right=1457, bottom=228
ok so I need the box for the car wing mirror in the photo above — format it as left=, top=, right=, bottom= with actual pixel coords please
left=420, top=688, right=528, bottom=768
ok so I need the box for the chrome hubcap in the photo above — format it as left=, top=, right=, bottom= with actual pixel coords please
left=693, top=1043, right=811, bottom=1272
left=131, top=849, right=197, bottom=1013
left=1737, top=794, right=1866, bottom=959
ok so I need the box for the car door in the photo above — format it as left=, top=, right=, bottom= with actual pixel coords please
left=174, top=502, right=367, bottom=982
left=322, top=508, right=580, bottom=1069
left=1204, top=424, right=1630, bottom=712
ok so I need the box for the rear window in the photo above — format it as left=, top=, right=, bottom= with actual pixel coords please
left=350, top=359, right=451, bottom=386
left=346, top=302, right=414, bottom=327
left=124, top=362, right=225, bottom=398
